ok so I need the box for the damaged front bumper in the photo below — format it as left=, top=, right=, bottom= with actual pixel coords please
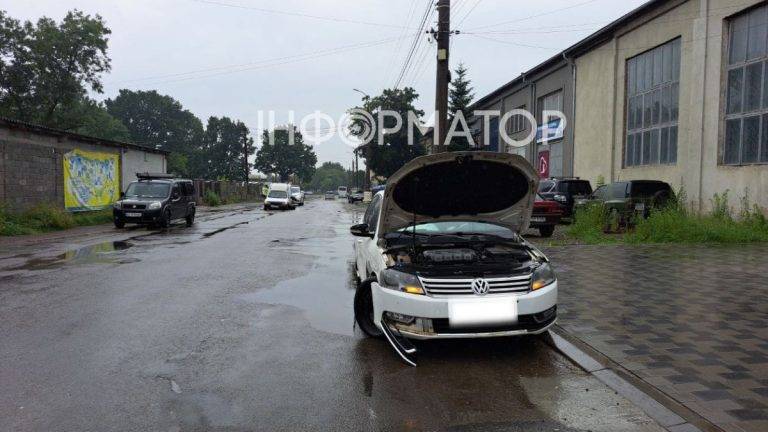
left=371, top=281, right=557, bottom=340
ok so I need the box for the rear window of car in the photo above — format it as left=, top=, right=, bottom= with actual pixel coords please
left=538, top=181, right=555, bottom=193
left=557, top=181, right=592, bottom=195
left=630, top=182, right=671, bottom=198
left=607, top=182, right=629, bottom=199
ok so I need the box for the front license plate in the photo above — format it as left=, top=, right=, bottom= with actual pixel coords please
left=125, top=212, right=141, bottom=218
left=449, top=298, right=517, bottom=328
left=530, top=217, right=546, bottom=223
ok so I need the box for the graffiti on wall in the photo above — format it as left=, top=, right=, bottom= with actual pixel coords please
left=63, top=149, right=120, bottom=211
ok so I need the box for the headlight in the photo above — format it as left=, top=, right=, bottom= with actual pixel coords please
left=148, top=201, right=162, bottom=210
left=531, top=262, right=556, bottom=290
left=553, top=194, right=567, bottom=203
left=379, top=268, right=425, bottom=295
left=113, top=201, right=122, bottom=210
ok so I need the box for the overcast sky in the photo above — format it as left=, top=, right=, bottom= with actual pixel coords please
left=3, top=0, right=647, bottom=168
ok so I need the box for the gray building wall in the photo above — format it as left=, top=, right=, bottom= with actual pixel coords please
left=0, top=121, right=167, bottom=211
left=121, top=148, right=166, bottom=187
left=472, top=59, right=576, bottom=178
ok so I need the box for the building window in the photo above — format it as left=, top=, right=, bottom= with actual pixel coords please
left=625, top=38, right=681, bottom=167
left=538, top=91, right=563, bottom=122
left=724, top=5, right=768, bottom=165
left=510, top=105, right=527, bottom=133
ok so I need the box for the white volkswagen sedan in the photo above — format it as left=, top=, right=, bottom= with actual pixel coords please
left=351, top=152, right=557, bottom=365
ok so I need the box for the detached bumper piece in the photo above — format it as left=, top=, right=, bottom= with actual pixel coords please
left=381, top=317, right=418, bottom=367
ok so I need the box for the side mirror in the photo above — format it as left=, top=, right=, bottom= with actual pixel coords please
left=350, top=223, right=373, bottom=238
left=120, top=192, right=125, bottom=199
left=172, top=192, right=180, bottom=201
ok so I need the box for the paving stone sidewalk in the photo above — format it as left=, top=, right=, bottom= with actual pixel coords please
left=540, top=243, right=768, bottom=432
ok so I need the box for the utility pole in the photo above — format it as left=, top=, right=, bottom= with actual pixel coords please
left=434, top=0, right=450, bottom=153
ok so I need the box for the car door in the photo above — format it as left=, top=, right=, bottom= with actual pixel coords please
left=170, top=184, right=184, bottom=219
left=356, top=194, right=381, bottom=280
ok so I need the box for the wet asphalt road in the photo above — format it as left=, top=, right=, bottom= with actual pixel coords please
left=0, top=199, right=665, bottom=432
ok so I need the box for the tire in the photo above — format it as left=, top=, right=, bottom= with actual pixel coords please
left=538, top=225, right=555, bottom=237
left=264, top=205, right=269, bottom=211
left=354, top=278, right=383, bottom=338
left=185, top=211, right=195, bottom=227
left=159, top=209, right=171, bottom=229
left=114, top=219, right=125, bottom=229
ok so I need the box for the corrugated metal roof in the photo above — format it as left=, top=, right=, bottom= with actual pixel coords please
left=0, top=116, right=170, bottom=154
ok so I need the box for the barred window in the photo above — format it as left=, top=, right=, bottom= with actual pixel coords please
left=724, top=5, right=768, bottom=165
left=625, top=38, right=681, bottom=167
left=510, top=105, right=527, bottom=134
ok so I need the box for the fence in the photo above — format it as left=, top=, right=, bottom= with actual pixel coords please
left=192, top=180, right=265, bottom=205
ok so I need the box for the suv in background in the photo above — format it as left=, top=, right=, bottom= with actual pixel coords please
left=577, top=180, right=674, bottom=228
left=347, top=189, right=364, bottom=203
left=538, top=178, right=593, bottom=219
left=113, top=173, right=196, bottom=228
left=290, top=186, right=305, bottom=206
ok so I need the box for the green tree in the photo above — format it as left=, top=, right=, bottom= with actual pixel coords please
left=199, top=116, right=254, bottom=181
left=309, top=162, right=348, bottom=192
left=105, top=89, right=204, bottom=176
left=72, top=99, right=131, bottom=142
left=447, top=62, right=475, bottom=151
left=0, top=10, right=112, bottom=130
left=348, top=87, right=425, bottom=179
left=254, top=126, right=317, bottom=182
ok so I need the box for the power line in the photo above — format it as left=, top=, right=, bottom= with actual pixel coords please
left=455, top=0, right=484, bottom=28
left=383, top=0, right=419, bottom=89
left=190, top=0, right=415, bottom=30
left=466, top=0, right=602, bottom=31
left=124, top=36, right=408, bottom=87
left=110, top=35, right=408, bottom=85
left=394, top=1, right=434, bottom=89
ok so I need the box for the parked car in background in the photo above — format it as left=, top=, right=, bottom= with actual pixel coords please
left=324, top=190, right=336, bottom=200
left=337, top=186, right=348, bottom=199
left=348, top=189, right=364, bottom=203
left=290, top=186, right=305, bottom=206
left=113, top=173, right=196, bottom=229
left=529, top=194, right=563, bottom=237
left=264, top=183, right=295, bottom=210
left=538, top=178, right=592, bottom=220
left=576, top=180, right=674, bottom=228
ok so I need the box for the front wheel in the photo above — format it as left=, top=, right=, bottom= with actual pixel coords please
left=354, top=278, right=383, bottom=338
left=538, top=225, right=555, bottom=237
left=114, top=219, right=125, bottom=229
left=159, top=209, right=171, bottom=228
left=185, top=211, right=195, bottom=227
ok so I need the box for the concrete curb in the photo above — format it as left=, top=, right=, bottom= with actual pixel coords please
left=544, top=326, right=723, bottom=432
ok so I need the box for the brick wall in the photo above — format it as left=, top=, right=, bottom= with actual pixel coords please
left=0, top=139, right=64, bottom=211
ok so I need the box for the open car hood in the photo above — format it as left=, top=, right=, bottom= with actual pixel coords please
left=377, top=152, right=539, bottom=238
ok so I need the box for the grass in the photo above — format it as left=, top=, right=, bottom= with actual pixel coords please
left=203, top=190, right=222, bottom=207
left=567, top=189, right=768, bottom=245
left=0, top=205, right=113, bottom=236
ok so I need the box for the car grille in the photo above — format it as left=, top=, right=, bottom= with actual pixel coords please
left=123, top=203, right=146, bottom=210
left=418, top=274, right=532, bottom=296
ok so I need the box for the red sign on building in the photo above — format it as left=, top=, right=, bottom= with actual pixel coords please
left=538, top=150, right=550, bottom=178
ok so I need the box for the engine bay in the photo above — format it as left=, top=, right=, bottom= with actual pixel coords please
left=386, top=241, right=535, bottom=272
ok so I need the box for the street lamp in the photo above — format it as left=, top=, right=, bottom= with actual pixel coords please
left=353, top=88, right=370, bottom=99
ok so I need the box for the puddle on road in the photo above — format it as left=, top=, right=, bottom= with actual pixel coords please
left=3, top=241, right=136, bottom=272
left=238, top=215, right=359, bottom=336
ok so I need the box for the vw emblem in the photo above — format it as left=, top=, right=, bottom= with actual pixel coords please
left=471, top=278, right=490, bottom=296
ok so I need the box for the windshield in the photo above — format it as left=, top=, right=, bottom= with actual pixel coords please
left=269, top=191, right=288, bottom=198
left=291, top=187, right=300, bottom=193
left=124, top=182, right=170, bottom=199
left=338, top=187, right=347, bottom=191
left=397, top=221, right=515, bottom=238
